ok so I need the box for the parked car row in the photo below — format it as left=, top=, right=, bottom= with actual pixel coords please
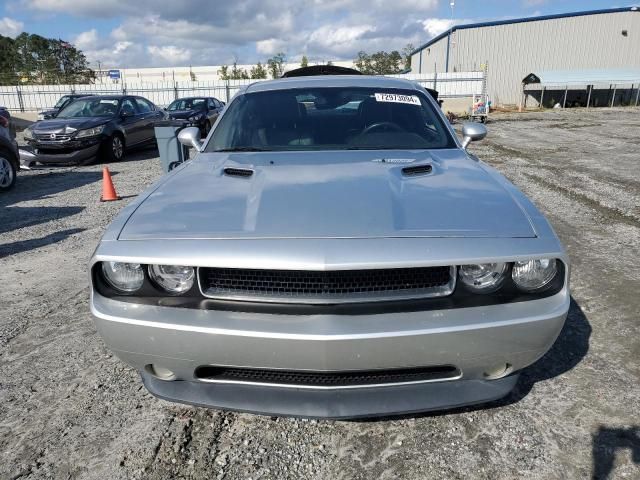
left=19, top=94, right=225, bottom=168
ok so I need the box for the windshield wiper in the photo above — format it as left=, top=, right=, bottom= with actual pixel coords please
left=212, top=147, right=272, bottom=152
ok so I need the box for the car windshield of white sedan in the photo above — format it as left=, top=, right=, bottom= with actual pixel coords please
left=206, top=87, right=455, bottom=151
left=56, top=98, right=120, bottom=118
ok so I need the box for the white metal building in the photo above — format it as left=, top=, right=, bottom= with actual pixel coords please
left=410, top=7, right=640, bottom=105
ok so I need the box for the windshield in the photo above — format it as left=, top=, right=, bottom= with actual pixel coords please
left=206, top=87, right=455, bottom=152
left=167, top=98, right=206, bottom=111
left=54, top=96, right=71, bottom=108
left=56, top=98, right=120, bottom=118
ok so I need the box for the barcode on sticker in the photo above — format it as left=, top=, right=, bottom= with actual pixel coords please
left=374, top=93, right=421, bottom=105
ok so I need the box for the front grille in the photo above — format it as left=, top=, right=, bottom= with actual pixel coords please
left=198, top=266, right=454, bottom=303
left=35, top=133, right=71, bottom=142
left=194, top=365, right=460, bottom=389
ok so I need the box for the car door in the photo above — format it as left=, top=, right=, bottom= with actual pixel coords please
left=118, top=97, right=146, bottom=146
left=207, top=98, right=220, bottom=124
left=134, top=97, right=163, bottom=142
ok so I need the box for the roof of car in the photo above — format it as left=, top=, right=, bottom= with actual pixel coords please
left=244, top=75, right=421, bottom=94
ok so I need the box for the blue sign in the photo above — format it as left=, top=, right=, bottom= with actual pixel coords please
left=108, top=69, right=121, bottom=79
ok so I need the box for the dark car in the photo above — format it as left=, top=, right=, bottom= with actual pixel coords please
left=165, top=97, right=224, bottom=137
left=38, top=94, right=94, bottom=120
left=0, top=107, right=20, bottom=191
left=24, top=95, right=165, bottom=164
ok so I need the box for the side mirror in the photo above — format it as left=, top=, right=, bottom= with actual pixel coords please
left=178, top=126, right=203, bottom=152
left=461, top=122, right=487, bottom=149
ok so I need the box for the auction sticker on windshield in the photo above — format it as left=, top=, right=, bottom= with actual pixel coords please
left=374, top=93, right=421, bottom=105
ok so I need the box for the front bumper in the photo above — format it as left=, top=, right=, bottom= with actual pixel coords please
left=26, top=138, right=101, bottom=164
left=91, top=285, right=569, bottom=417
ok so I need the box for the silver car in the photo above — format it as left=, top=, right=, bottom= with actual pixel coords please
left=90, top=75, right=569, bottom=418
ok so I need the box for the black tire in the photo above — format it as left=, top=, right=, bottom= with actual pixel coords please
left=101, top=134, right=125, bottom=163
left=0, top=152, right=17, bottom=192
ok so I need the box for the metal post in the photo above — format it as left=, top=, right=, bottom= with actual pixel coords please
left=611, top=84, right=616, bottom=107
left=539, top=86, right=545, bottom=108
left=586, top=85, right=592, bottom=108
left=433, top=71, right=437, bottom=92
left=225, top=81, right=230, bottom=103
left=16, top=86, right=24, bottom=112
left=174, top=82, right=178, bottom=101
left=635, top=84, right=640, bottom=106
left=563, top=86, right=568, bottom=109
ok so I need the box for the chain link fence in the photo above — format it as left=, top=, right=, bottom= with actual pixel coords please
left=0, top=72, right=485, bottom=112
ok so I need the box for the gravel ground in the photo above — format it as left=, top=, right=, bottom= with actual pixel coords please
left=1, top=108, right=639, bottom=480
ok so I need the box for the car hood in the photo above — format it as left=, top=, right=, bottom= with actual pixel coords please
left=119, top=150, right=536, bottom=240
left=167, top=109, right=202, bottom=119
left=33, top=117, right=111, bottom=132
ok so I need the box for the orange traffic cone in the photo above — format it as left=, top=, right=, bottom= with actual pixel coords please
left=100, top=167, right=120, bottom=202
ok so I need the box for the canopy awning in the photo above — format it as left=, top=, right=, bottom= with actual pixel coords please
left=523, top=69, right=640, bottom=86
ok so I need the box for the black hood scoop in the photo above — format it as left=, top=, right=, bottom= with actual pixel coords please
left=402, top=164, right=433, bottom=176
left=223, top=167, right=254, bottom=178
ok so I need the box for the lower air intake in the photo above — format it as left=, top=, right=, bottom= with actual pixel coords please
left=194, top=365, right=460, bottom=389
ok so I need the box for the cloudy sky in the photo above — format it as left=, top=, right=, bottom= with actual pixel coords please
left=0, top=0, right=626, bottom=68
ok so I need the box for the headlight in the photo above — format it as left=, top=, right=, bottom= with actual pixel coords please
left=101, top=262, right=144, bottom=292
left=458, top=263, right=507, bottom=293
left=149, top=264, right=195, bottom=294
left=23, top=128, right=34, bottom=139
left=188, top=114, right=203, bottom=122
left=76, top=125, right=105, bottom=138
left=512, top=258, right=557, bottom=291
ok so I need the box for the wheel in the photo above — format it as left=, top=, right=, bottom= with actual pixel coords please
left=0, top=153, right=17, bottom=192
left=102, top=134, right=125, bottom=162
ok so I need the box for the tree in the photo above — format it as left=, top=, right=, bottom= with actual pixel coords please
left=231, top=62, right=249, bottom=79
left=402, top=43, right=415, bottom=71
left=267, top=52, right=286, bottom=79
left=219, top=62, right=250, bottom=80
left=8, top=33, right=94, bottom=85
left=353, top=50, right=403, bottom=75
left=250, top=62, right=268, bottom=79
left=300, top=55, right=309, bottom=68
left=0, top=35, right=19, bottom=85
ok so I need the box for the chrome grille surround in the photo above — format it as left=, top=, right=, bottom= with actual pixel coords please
left=198, top=266, right=456, bottom=304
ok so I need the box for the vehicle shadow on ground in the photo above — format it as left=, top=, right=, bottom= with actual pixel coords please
left=0, top=206, right=85, bottom=235
left=0, top=171, right=104, bottom=208
left=503, top=296, right=590, bottom=405
left=0, top=227, right=84, bottom=258
left=592, top=425, right=640, bottom=479
left=116, top=145, right=160, bottom=164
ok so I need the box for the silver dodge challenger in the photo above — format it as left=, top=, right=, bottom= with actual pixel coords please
left=90, top=73, right=570, bottom=418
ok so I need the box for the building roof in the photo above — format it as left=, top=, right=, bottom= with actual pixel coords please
left=411, top=7, right=639, bottom=56
left=523, top=69, right=640, bottom=86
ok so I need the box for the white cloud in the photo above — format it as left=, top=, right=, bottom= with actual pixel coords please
left=0, top=16, right=24, bottom=38
left=19, top=0, right=443, bottom=67
left=147, top=45, right=191, bottom=65
left=256, top=38, right=288, bottom=55
left=422, top=18, right=455, bottom=37
left=73, top=29, right=98, bottom=50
